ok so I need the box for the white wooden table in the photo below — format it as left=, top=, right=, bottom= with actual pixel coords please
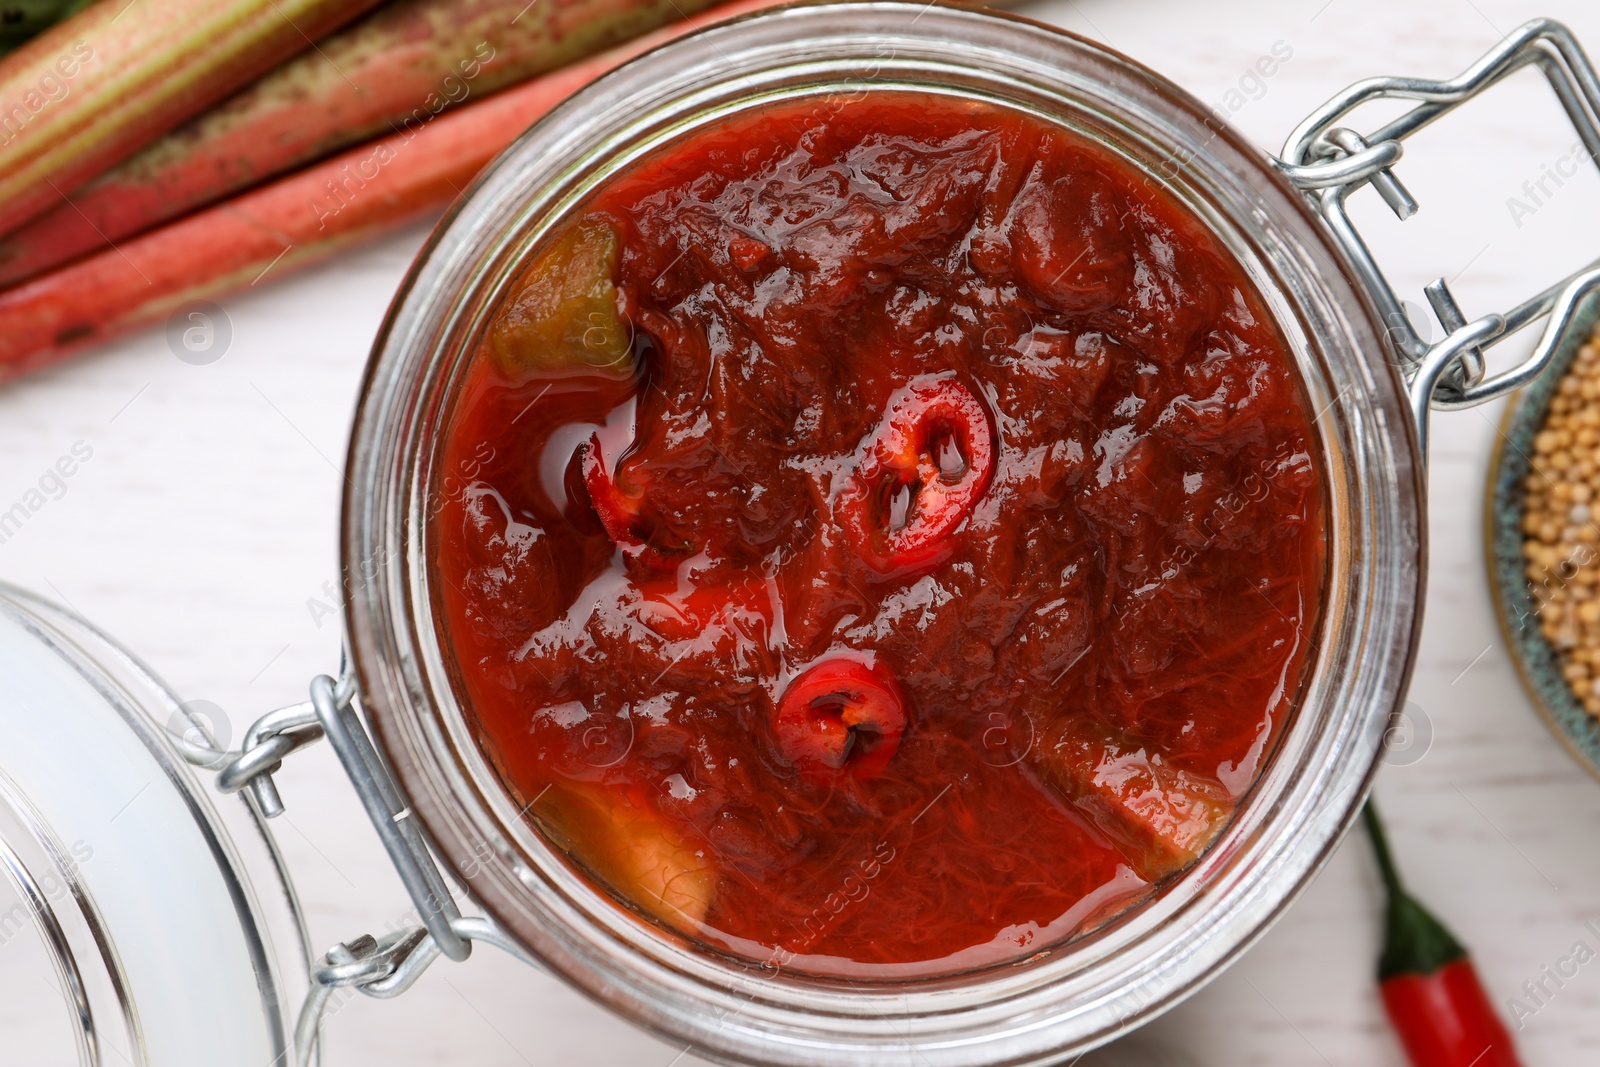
left=4, top=0, right=1600, bottom=1061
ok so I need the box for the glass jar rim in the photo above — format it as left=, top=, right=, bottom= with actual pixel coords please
left=342, top=3, right=1422, bottom=1062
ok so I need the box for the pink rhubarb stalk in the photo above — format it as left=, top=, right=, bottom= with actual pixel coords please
left=0, top=0, right=388, bottom=235
left=0, top=0, right=728, bottom=286
left=0, top=0, right=789, bottom=380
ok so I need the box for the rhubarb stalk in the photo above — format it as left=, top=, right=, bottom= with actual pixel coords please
left=0, top=0, right=386, bottom=234
left=0, top=0, right=728, bottom=286
left=0, top=0, right=788, bottom=380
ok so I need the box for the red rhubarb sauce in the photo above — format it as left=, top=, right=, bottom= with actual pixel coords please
left=433, top=93, right=1326, bottom=975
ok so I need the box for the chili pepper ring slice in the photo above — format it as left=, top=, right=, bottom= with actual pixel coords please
left=838, top=376, right=997, bottom=576
left=776, top=656, right=908, bottom=778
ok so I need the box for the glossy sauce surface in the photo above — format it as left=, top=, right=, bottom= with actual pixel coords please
left=433, top=94, right=1326, bottom=974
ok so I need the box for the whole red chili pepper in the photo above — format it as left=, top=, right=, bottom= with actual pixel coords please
left=1364, top=802, right=1524, bottom=1067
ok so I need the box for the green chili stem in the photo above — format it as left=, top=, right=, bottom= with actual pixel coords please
left=1363, top=799, right=1405, bottom=900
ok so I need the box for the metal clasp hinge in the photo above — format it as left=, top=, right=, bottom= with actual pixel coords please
left=171, top=665, right=529, bottom=1066
left=169, top=696, right=325, bottom=818
left=176, top=665, right=468, bottom=958
left=292, top=917, right=542, bottom=1067
left=1273, top=17, right=1600, bottom=452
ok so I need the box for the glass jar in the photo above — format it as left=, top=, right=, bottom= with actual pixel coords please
left=341, top=4, right=1421, bottom=1062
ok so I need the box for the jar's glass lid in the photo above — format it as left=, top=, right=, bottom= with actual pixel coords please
left=0, top=585, right=310, bottom=1066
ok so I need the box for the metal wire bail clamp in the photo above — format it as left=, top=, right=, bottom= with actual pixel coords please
left=1273, top=18, right=1600, bottom=455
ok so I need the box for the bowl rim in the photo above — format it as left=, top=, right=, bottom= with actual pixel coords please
left=1484, top=297, right=1600, bottom=783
